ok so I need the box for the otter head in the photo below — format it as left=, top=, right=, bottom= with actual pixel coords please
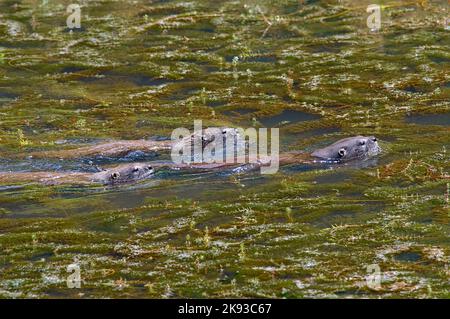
left=311, top=136, right=381, bottom=162
left=200, top=127, right=244, bottom=159
left=196, top=127, right=240, bottom=149
left=173, top=127, right=242, bottom=162
left=105, top=163, right=155, bottom=185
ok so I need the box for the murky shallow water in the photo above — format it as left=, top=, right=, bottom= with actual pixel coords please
left=0, top=0, right=449, bottom=298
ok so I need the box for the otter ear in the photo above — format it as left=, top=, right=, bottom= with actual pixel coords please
left=338, top=148, right=347, bottom=157
left=111, top=172, right=120, bottom=180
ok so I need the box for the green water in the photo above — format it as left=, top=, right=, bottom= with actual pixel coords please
left=0, top=0, right=449, bottom=298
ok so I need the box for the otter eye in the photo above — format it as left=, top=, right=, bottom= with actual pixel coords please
left=338, top=148, right=347, bottom=157
left=111, top=172, right=120, bottom=180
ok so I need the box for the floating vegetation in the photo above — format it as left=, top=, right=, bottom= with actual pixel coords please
left=0, top=0, right=448, bottom=299
left=16, top=129, right=30, bottom=147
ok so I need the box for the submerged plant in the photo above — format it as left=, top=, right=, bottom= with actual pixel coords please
left=203, top=226, right=210, bottom=247
left=17, top=129, right=30, bottom=146
left=286, top=207, right=293, bottom=222
left=239, top=242, right=246, bottom=261
left=186, top=234, right=191, bottom=249
left=0, top=0, right=448, bottom=299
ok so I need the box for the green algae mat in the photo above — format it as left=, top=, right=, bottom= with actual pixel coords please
left=0, top=0, right=449, bottom=298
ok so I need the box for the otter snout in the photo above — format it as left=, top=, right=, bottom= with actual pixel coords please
left=365, top=136, right=381, bottom=157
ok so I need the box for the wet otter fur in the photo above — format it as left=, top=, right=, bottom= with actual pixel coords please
left=25, top=140, right=172, bottom=160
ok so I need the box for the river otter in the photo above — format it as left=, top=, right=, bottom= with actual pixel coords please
left=0, top=163, right=154, bottom=186
left=166, top=135, right=382, bottom=171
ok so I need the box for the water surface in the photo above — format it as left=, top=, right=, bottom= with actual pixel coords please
left=0, top=0, right=448, bottom=299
